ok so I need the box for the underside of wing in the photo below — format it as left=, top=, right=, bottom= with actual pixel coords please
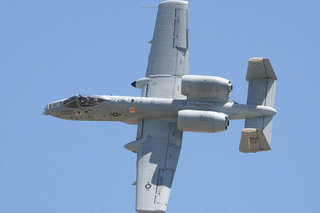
left=138, top=0, right=189, bottom=99
left=133, top=2, right=188, bottom=212
left=135, top=119, right=182, bottom=213
left=146, top=1, right=188, bottom=77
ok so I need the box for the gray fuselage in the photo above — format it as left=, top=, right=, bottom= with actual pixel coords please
left=44, top=95, right=276, bottom=124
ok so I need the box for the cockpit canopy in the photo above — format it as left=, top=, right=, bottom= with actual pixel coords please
left=63, top=95, right=105, bottom=108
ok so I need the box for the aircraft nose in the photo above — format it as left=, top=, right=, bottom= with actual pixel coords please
left=43, top=104, right=51, bottom=115
left=43, top=101, right=64, bottom=116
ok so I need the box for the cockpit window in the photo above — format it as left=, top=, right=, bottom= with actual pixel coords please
left=63, top=96, right=78, bottom=108
left=63, top=95, right=105, bottom=108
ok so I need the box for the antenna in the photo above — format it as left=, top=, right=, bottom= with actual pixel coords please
left=142, top=6, right=158, bottom=8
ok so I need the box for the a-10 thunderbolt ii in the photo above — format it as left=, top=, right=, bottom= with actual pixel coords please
left=44, top=0, right=277, bottom=212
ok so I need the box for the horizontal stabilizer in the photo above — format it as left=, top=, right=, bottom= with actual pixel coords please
left=239, top=128, right=271, bottom=153
left=241, top=58, right=277, bottom=153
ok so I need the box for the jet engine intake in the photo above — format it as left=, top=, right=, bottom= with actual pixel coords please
left=181, top=75, right=232, bottom=101
left=177, top=110, right=229, bottom=133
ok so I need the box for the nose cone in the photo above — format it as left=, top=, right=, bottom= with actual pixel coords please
left=43, top=100, right=65, bottom=116
left=43, top=105, right=50, bottom=115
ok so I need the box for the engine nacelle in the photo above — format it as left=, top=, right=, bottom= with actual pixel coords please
left=181, top=75, right=232, bottom=101
left=177, top=110, right=229, bottom=133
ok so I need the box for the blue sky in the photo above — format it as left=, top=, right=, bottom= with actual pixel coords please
left=1, top=0, right=319, bottom=212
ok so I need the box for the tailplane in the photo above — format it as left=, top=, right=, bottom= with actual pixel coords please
left=240, top=58, right=277, bottom=153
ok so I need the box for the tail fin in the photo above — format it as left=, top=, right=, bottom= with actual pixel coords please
left=239, top=58, right=277, bottom=153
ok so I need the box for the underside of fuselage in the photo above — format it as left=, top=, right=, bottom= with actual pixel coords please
left=44, top=94, right=276, bottom=124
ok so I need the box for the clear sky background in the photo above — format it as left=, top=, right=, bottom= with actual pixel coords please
left=1, top=0, right=319, bottom=212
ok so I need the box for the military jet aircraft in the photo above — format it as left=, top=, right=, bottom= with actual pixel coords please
left=44, top=1, right=277, bottom=212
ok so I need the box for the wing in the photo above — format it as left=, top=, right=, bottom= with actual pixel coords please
left=135, top=1, right=188, bottom=212
left=136, top=119, right=182, bottom=213
left=141, top=0, right=189, bottom=99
